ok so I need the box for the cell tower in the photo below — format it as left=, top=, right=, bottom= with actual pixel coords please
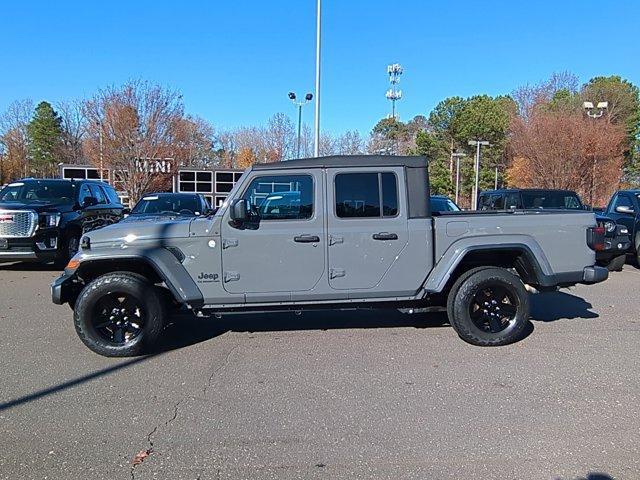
left=385, top=63, right=403, bottom=119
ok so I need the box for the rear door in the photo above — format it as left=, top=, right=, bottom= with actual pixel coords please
left=326, top=167, right=408, bottom=291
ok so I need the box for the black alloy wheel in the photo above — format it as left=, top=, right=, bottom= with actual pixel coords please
left=469, top=285, right=519, bottom=333
left=91, top=292, right=145, bottom=345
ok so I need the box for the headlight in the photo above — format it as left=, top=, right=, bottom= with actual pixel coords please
left=41, top=213, right=61, bottom=227
left=604, top=220, right=616, bottom=233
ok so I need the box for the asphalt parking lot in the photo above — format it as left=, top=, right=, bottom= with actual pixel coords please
left=1, top=263, right=639, bottom=480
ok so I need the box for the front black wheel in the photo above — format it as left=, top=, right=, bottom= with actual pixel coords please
left=447, top=267, right=529, bottom=346
left=73, top=272, right=166, bottom=357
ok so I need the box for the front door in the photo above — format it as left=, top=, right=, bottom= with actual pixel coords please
left=220, top=170, right=325, bottom=297
left=326, top=167, right=408, bottom=290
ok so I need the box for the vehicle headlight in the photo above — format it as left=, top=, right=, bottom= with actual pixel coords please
left=604, top=220, right=616, bottom=233
left=41, top=213, right=61, bottom=227
left=620, top=227, right=629, bottom=234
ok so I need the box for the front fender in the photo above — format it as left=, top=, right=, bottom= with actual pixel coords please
left=59, top=246, right=204, bottom=307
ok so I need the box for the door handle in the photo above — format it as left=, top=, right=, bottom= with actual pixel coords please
left=294, top=235, right=320, bottom=243
left=372, top=232, right=398, bottom=241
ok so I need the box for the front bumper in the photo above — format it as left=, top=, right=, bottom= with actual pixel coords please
left=0, top=229, right=61, bottom=263
left=51, top=270, right=81, bottom=305
left=596, top=234, right=632, bottom=262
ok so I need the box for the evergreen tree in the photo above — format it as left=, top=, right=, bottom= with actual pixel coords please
left=27, top=101, right=63, bottom=176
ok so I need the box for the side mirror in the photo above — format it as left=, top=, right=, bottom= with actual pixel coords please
left=229, top=198, right=249, bottom=224
left=82, top=196, right=98, bottom=208
left=615, top=205, right=635, bottom=215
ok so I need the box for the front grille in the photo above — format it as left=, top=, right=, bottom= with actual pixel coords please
left=0, top=210, right=38, bottom=238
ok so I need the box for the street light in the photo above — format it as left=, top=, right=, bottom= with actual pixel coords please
left=583, top=100, right=608, bottom=206
left=452, top=151, right=466, bottom=205
left=583, top=101, right=609, bottom=119
left=288, top=92, right=314, bottom=159
left=468, top=140, right=490, bottom=210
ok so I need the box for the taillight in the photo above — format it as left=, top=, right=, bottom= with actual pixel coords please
left=587, top=226, right=606, bottom=251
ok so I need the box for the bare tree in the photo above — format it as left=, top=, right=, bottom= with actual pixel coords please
left=512, top=71, right=579, bottom=120
left=83, top=80, right=185, bottom=202
left=0, top=99, right=34, bottom=183
left=264, top=113, right=295, bottom=162
left=56, top=100, right=86, bottom=164
left=172, top=115, right=216, bottom=168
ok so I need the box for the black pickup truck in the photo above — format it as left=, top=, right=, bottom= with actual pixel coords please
left=0, top=178, right=124, bottom=266
left=478, top=188, right=631, bottom=271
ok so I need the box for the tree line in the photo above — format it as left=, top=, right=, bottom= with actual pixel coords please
left=0, top=73, right=638, bottom=206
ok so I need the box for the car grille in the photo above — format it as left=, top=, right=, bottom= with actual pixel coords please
left=0, top=210, right=38, bottom=238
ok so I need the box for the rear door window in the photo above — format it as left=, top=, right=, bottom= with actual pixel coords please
left=335, top=172, right=398, bottom=218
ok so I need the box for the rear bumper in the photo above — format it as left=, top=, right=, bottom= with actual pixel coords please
left=582, top=265, right=609, bottom=284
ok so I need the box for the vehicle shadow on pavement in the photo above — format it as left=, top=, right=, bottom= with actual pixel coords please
left=156, top=309, right=452, bottom=353
left=529, top=290, right=599, bottom=322
left=0, top=261, right=61, bottom=272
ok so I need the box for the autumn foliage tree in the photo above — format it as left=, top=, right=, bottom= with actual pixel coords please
left=507, top=110, right=626, bottom=206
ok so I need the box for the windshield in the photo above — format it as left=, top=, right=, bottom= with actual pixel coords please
left=0, top=181, right=76, bottom=205
left=431, top=196, right=460, bottom=212
left=131, top=195, right=201, bottom=216
left=521, top=191, right=583, bottom=210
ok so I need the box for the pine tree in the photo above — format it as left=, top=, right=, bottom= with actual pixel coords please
left=27, top=101, right=64, bottom=176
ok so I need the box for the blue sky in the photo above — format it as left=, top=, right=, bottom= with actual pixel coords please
left=2, top=0, right=639, bottom=135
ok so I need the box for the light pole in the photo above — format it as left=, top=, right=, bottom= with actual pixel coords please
left=583, top=101, right=608, bottom=206
left=96, top=120, right=104, bottom=181
left=313, top=0, right=321, bottom=157
left=468, top=140, right=490, bottom=210
left=452, top=152, right=466, bottom=205
left=288, top=92, right=313, bottom=159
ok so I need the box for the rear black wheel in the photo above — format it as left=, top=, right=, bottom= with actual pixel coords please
left=447, top=267, right=529, bottom=346
left=73, top=272, right=166, bottom=357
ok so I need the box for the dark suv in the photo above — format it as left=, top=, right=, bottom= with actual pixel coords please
left=478, top=189, right=631, bottom=271
left=605, top=190, right=640, bottom=263
left=0, top=178, right=124, bottom=266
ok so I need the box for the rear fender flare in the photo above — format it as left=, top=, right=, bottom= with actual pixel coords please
left=424, top=235, right=554, bottom=293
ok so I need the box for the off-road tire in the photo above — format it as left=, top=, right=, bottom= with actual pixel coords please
left=73, top=272, right=166, bottom=357
left=446, top=266, right=495, bottom=323
left=447, top=267, right=529, bottom=346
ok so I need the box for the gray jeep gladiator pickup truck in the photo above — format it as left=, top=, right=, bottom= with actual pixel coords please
left=51, top=156, right=608, bottom=357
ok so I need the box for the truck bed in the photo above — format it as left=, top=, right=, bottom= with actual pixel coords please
left=431, top=210, right=597, bottom=279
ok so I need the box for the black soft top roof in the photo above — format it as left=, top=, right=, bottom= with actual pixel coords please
left=252, top=155, right=427, bottom=170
